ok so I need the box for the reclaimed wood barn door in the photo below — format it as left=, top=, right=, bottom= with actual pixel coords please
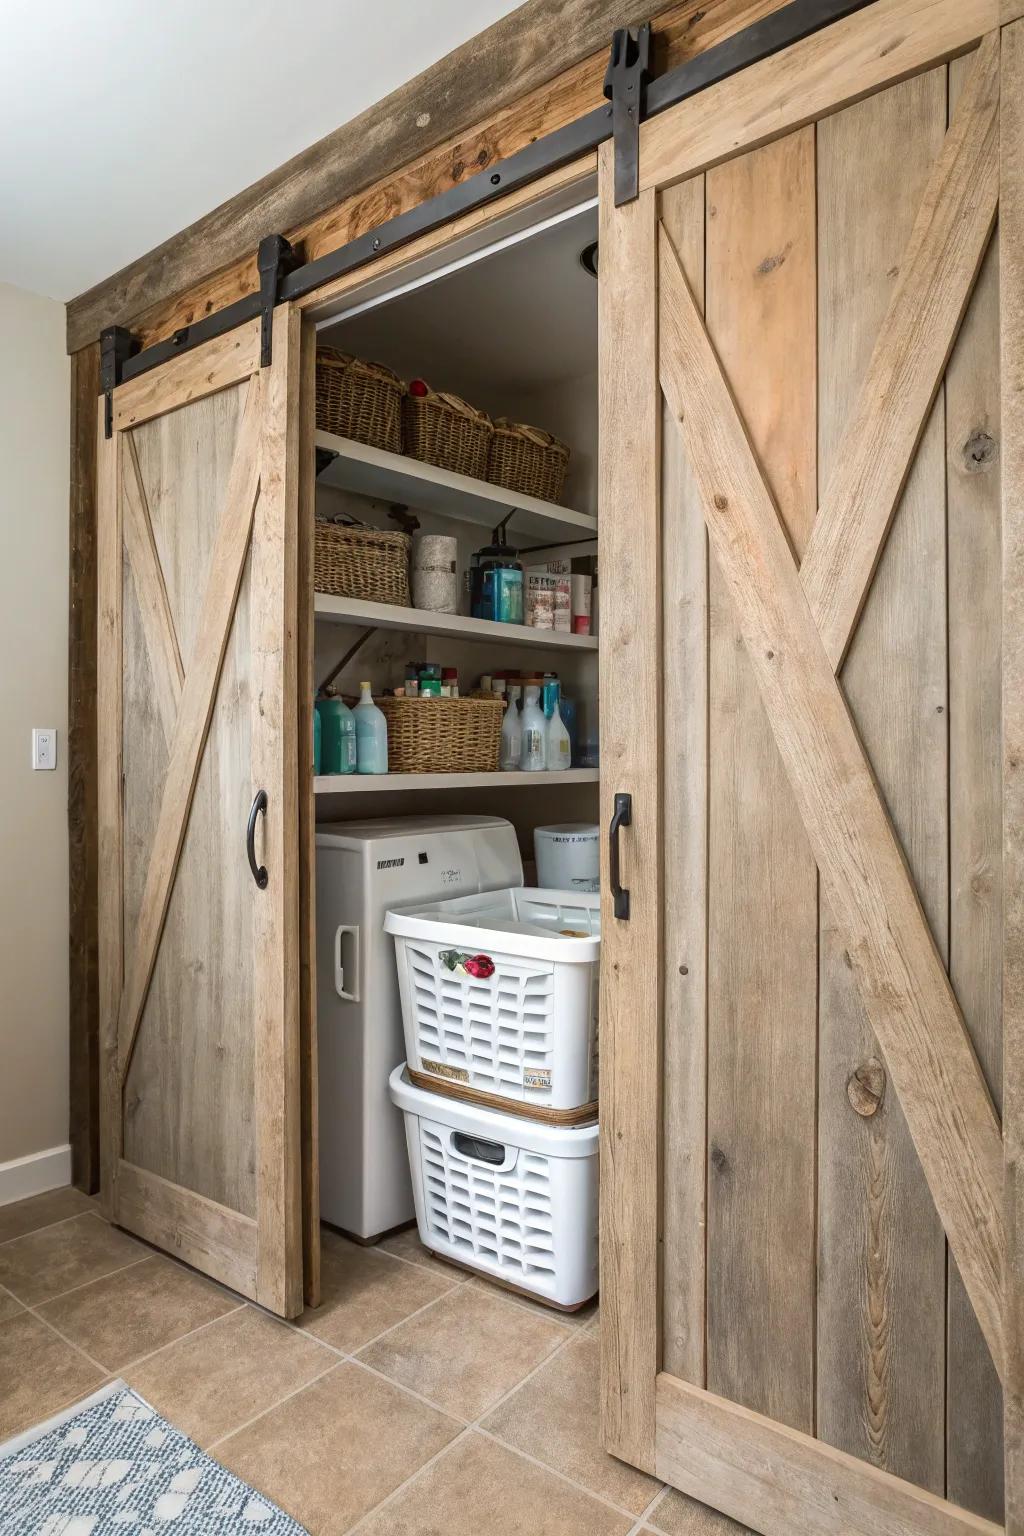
left=96, top=311, right=305, bottom=1317
left=599, top=0, right=1024, bottom=1528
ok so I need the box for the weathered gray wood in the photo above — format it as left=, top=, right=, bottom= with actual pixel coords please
left=815, top=67, right=947, bottom=1493
left=945, top=49, right=1004, bottom=1526
left=68, top=342, right=100, bottom=1195
left=1000, top=19, right=1024, bottom=1533
left=703, top=127, right=818, bottom=1433
left=660, top=172, right=708, bottom=1389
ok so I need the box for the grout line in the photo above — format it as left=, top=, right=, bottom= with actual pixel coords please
left=204, top=1360, right=344, bottom=1454
left=473, top=1424, right=657, bottom=1525
left=345, top=1354, right=473, bottom=1424
left=22, top=1305, right=113, bottom=1378
left=341, top=1427, right=476, bottom=1536
left=19, top=1253, right=153, bottom=1311
left=0, top=1206, right=101, bottom=1251
left=633, top=1483, right=671, bottom=1534
left=111, top=1301, right=248, bottom=1379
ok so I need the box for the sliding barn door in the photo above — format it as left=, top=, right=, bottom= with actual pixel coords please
left=600, top=0, right=1024, bottom=1529
left=97, top=311, right=304, bottom=1317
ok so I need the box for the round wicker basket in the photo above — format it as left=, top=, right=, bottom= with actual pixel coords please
left=487, top=419, right=570, bottom=504
left=378, top=695, right=504, bottom=774
left=402, top=383, right=494, bottom=479
left=315, top=350, right=405, bottom=452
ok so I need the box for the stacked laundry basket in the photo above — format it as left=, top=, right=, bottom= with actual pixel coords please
left=386, top=886, right=601, bottom=1311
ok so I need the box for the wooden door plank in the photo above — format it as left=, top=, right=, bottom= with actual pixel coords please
left=815, top=68, right=948, bottom=1492
left=703, top=129, right=818, bottom=1433
left=1001, top=19, right=1024, bottom=1533
left=638, top=0, right=998, bottom=196
left=252, top=306, right=303, bottom=1318
left=116, top=377, right=262, bottom=1082
left=657, top=223, right=1005, bottom=1375
left=655, top=1372, right=1002, bottom=1536
left=122, top=434, right=184, bottom=746
left=112, top=321, right=261, bottom=433
left=801, top=34, right=1000, bottom=671
left=116, top=1161, right=258, bottom=1299
left=659, top=174, right=708, bottom=1388
left=297, top=320, right=320, bottom=1310
left=945, top=50, right=1005, bottom=1524
left=597, top=144, right=662, bottom=1475
left=96, top=405, right=124, bottom=1220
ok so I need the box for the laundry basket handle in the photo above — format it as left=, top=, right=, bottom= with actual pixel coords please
left=451, top=1132, right=506, bottom=1165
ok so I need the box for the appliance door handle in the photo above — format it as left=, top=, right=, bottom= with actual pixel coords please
left=609, top=791, right=632, bottom=920
left=246, top=789, right=268, bottom=889
left=334, top=925, right=360, bottom=1002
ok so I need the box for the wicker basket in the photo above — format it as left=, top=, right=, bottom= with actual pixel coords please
left=402, top=383, right=494, bottom=479
left=314, top=519, right=411, bottom=606
left=378, top=696, right=504, bottom=774
left=487, top=419, right=570, bottom=504
left=315, top=350, right=405, bottom=452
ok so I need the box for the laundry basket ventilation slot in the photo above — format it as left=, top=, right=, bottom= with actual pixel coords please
left=421, top=1126, right=556, bottom=1278
left=410, top=948, right=554, bottom=1095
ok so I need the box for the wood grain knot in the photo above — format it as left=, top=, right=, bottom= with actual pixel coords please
left=713, top=493, right=728, bottom=511
left=756, top=242, right=791, bottom=276
left=710, top=1144, right=728, bottom=1174
left=961, top=429, right=997, bottom=474
left=847, top=1058, right=885, bottom=1117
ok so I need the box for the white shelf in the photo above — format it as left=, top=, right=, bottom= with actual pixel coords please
left=314, top=768, right=599, bottom=795
left=315, top=431, right=598, bottom=548
left=314, top=593, right=597, bottom=652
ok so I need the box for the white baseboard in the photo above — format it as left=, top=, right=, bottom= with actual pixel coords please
left=0, top=1145, right=72, bottom=1208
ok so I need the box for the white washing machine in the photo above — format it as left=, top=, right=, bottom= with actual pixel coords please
left=315, top=815, right=523, bottom=1241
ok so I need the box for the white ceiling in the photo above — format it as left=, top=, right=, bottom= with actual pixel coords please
left=0, top=0, right=521, bottom=302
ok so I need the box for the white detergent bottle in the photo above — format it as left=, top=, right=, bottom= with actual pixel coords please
left=500, top=684, right=523, bottom=771
left=545, top=685, right=572, bottom=771
left=519, top=683, right=547, bottom=772
left=353, top=681, right=389, bottom=774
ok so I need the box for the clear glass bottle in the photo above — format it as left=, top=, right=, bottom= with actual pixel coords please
left=353, top=681, right=389, bottom=774
left=500, top=684, right=523, bottom=771
left=519, top=683, right=547, bottom=772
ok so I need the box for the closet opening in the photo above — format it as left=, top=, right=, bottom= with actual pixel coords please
left=302, top=184, right=602, bottom=1313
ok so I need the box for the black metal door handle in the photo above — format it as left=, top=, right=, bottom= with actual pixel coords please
left=609, top=792, right=632, bottom=920
left=247, top=789, right=269, bottom=889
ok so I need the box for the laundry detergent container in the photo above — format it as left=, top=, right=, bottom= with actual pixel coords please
left=385, top=888, right=600, bottom=1117
left=389, top=1066, right=598, bottom=1309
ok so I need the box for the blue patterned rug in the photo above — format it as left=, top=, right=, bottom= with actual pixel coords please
left=0, top=1381, right=309, bottom=1532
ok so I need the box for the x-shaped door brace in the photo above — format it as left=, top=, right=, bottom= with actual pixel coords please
left=115, top=375, right=264, bottom=1088
left=658, top=33, right=1003, bottom=1373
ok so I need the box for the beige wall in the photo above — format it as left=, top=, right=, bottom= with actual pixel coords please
left=0, top=282, right=70, bottom=1174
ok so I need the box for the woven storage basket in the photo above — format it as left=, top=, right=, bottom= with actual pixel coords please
left=487, top=419, right=570, bottom=504
left=402, top=383, right=494, bottom=479
left=315, top=349, right=405, bottom=452
left=314, top=519, right=411, bottom=606
left=378, top=695, right=504, bottom=774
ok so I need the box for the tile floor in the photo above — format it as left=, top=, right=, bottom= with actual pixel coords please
left=0, top=1188, right=749, bottom=1535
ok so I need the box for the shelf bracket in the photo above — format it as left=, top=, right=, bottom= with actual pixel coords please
left=603, top=22, right=652, bottom=207
left=99, top=325, right=138, bottom=438
left=257, top=234, right=302, bottom=367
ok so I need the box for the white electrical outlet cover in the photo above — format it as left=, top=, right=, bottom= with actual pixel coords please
left=32, top=728, right=57, bottom=771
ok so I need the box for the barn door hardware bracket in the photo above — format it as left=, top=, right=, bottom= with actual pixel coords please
left=603, top=23, right=651, bottom=206
left=100, top=325, right=138, bottom=437
left=257, top=234, right=301, bottom=367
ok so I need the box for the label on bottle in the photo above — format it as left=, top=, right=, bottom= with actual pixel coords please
left=343, top=735, right=357, bottom=771
left=523, top=727, right=544, bottom=766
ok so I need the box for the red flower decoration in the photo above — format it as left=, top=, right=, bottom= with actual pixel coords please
left=409, top=378, right=429, bottom=397
left=463, top=954, right=495, bottom=979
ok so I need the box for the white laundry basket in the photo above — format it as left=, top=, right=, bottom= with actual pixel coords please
left=389, top=1066, right=599, bottom=1309
left=385, top=888, right=600, bottom=1116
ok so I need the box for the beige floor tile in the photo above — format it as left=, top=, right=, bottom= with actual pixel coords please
left=0, top=1312, right=104, bottom=1439
left=358, top=1429, right=632, bottom=1536
left=0, top=1187, right=97, bottom=1246
left=358, top=1281, right=570, bottom=1420
left=0, top=1213, right=143, bottom=1305
left=376, top=1224, right=469, bottom=1279
left=38, top=1255, right=238, bottom=1370
left=0, top=1285, right=23, bottom=1323
left=124, top=1305, right=334, bottom=1447
left=647, top=1487, right=754, bottom=1534
left=300, top=1232, right=456, bottom=1353
left=215, top=1360, right=460, bottom=1534
left=465, top=1275, right=598, bottom=1328
left=482, top=1331, right=659, bottom=1515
